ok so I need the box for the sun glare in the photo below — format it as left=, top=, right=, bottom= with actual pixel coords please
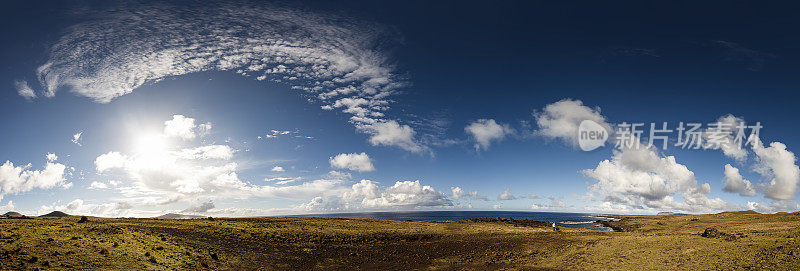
left=133, top=132, right=168, bottom=156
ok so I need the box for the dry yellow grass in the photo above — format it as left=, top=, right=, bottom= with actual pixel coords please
left=1, top=212, right=799, bottom=270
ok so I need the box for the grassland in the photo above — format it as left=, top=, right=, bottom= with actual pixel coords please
left=1, top=211, right=800, bottom=270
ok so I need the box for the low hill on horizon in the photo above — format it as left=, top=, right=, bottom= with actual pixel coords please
left=154, top=213, right=206, bottom=219
left=39, top=211, right=71, bottom=217
left=2, top=211, right=23, bottom=217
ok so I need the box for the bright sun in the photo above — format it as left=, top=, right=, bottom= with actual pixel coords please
left=133, top=132, right=168, bottom=156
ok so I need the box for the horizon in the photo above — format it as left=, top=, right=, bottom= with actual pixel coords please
left=3, top=0, right=800, bottom=218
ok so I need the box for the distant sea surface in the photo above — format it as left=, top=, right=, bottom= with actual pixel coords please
left=287, top=211, right=615, bottom=231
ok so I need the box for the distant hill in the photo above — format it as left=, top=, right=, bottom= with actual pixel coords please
left=154, top=213, right=206, bottom=219
left=2, top=211, right=23, bottom=217
left=40, top=211, right=71, bottom=217
left=657, top=212, right=686, bottom=215
left=718, top=210, right=760, bottom=215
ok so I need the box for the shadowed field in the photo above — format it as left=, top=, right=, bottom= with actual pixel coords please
left=1, top=211, right=800, bottom=270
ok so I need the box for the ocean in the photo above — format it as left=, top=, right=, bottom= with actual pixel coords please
left=288, top=211, right=615, bottom=231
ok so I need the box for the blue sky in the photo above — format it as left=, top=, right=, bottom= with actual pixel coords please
left=2, top=0, right=800, bottom=216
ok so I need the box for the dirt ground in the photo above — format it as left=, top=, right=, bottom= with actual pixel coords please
left=1, top=212, right=800, bottom=270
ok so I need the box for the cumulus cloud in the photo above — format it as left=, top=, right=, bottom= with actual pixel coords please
left=722, top=164, right=756, bottom=196
left=271, top=166, right=285, bottom=172
left=182, top=200, right=215, bottom=213
left=451, top=187, right=487, bottom=201
left=95, top=152, right=128, bottom=172
left=164, top=115, right=198, bottom=140
left=465, top=119, right=513, bottom=151
left=15, top=80, right=36, bottom=100
left=704, top=115, right=748, bottom=160
left=583, top=143, right=730, bottom=212
left=534, top=99, right=611, bottom=147
left=46, top=153, right=58, bottom=162
left=296, top=196, right=348, bottom=212
left=0, top=155, right=68, bottom=201
left=451, top=187, right=465, bottom=200
left=361, top=120, right=424, bottom=153
left=37, top=198, right=135, bottom=217
left=498, top=188, right=517, bottom=200
left=94, top=115, right=346, bottom=206
left=751, top=136, right=800, bottom=200
left=329, top=152, right=375, bottom=172
left=343, top=180, right=451, bottom=208
left=30, top=1, right=421, bottom=151
left=531, top=196, right=567, bottom=210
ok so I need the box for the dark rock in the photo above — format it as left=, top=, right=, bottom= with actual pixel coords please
left=701, top=228, right=720, bottom=238
left=210, top=252, right=219, bottom=261
left=28, top=256, right=38, bottom=263
left=701, top=227, right=737, bottom=241
left=77, top=216, right=89, bottom=223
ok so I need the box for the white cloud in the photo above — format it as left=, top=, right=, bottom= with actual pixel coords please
left=531, top=196, right=567, bottom=210
left=37, top=198, right=134, bottom=217
left=89, top=181, right=109, bottom=190
left=705, top=115, right=748, bottom=160
left=751, top=136, right=800, bottom=200
left=326, top=170, right=352, bottom=180
left=198, top=122, right=212, bottom=137
left=182, top=200, right=215, bottom=213
left=271, top=166, right=285, bottom=172
left=343, top=180, right=451, bottom=208
left=95, top=152, right=128, bottom=172
left=93, top=115, right=349, bottom=209
left=0, top=200, right=14, bottom=212
left=465, top=119, right=512, bottom=151
left=722, top=164, right=756, bottom=196
left=450, top=187, right=487, bottom=201
left=746, top=200, right=800, bottom=213
left=329, top=152, right=375, bottom=172
left=31, top=2, right=412, bottom=151
left=0, top=155, right=68, bottom=201
left=498, top=188, right=517, bottom=200
left=164, top=115, right=197, bottom=140
left=176, top=145, right=234, bottom=160
left=14, top=80, right=36, bottom=100
left=534, top=99, right=611, bottom=147
left=583, top=143, right=730, bottom=212
left=263, top=129, right=311, bottom=139
left=361, top=120, right=424, bottom=153
left=296, top=196, right=347, bottom=212
left=451, top=187, right=465, bottom=200
left=71, top=131, right=83, bottom=146
left=46, top=153, right=58, bottom=162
